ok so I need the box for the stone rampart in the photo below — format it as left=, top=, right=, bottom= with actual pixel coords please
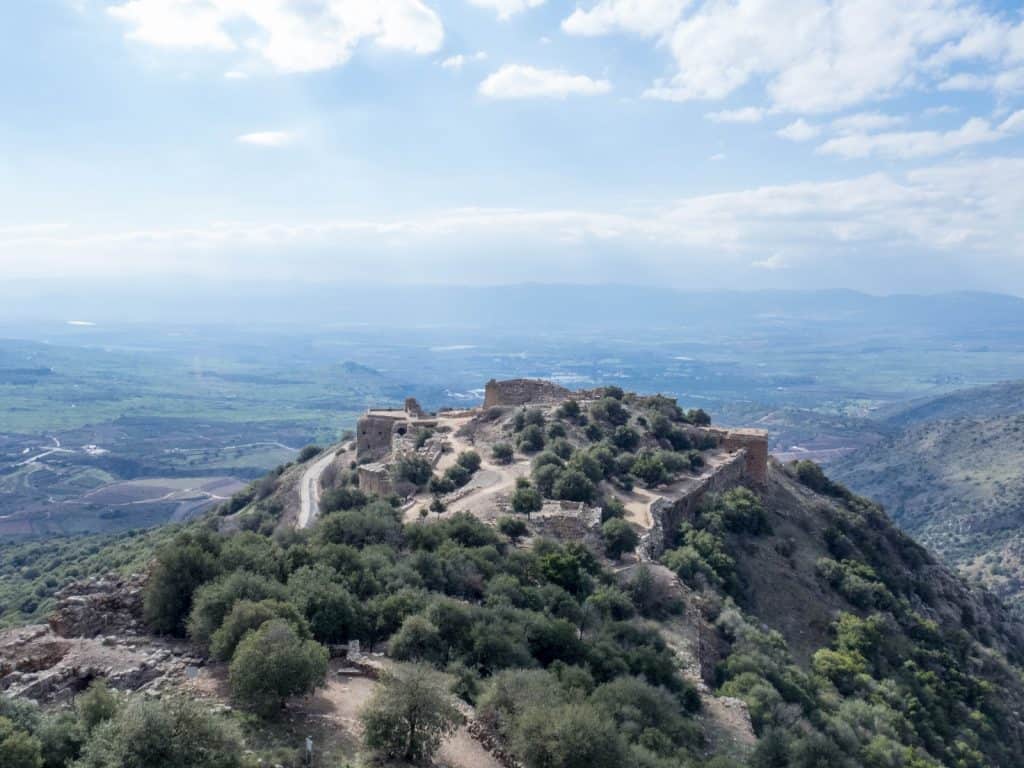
left=357, top=463, right=393, bottom=497
left=356, top=414, right=406, bottom=461
left=640, top=450, right=749, bottom=560
left=703, top=427, right=769, bottom=484
left=483, top=379, right=572, bottom=408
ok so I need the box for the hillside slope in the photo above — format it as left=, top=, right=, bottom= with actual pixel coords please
left=831, top=412, right=1024, bottom=610
left=4, top=386, right=1024, bottom=768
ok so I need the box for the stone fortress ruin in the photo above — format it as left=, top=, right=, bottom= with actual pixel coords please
left=355, top=379, right=769, bottom=561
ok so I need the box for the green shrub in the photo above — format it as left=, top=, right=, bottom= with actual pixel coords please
left=456, top=450, right=482, bottom=473
left=297, top=445, right=322, bottom=463
left=361, top=663, right=463, bottom=765
left=590, top=397, right=628, bottom=426
left=556, top=400, right=581, bottom=420
left=75, top=696, right=245, bottom=768
left=518, top=425, right=546, bottom=453
left=229, top=620, right=328, bottom=718
left=187, top=570, right=286, bottom=648
left=553, top=469, right=596, bottom=504
left=392, top=454, right=433, bottom=488
left=602, top=519, right=639, bottom=560
left=209, top=598, right=311, bottom=661
left=492, top=443, right=514, bottom=464
left=143, top=531, right=222, bottom=636
left=512, top=484, right=544, bottom=517
left=499, top=516, right=529, bottom=543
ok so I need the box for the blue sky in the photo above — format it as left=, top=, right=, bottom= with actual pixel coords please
left=2, top=0, right=1024, bottom=293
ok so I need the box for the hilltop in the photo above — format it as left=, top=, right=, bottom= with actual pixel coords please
left=3, top=380, right=1024, bottom=768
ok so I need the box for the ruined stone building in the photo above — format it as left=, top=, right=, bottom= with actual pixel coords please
left=482, top=378, right=572, bottom=408
left=355, top=397, right=435, bottom=462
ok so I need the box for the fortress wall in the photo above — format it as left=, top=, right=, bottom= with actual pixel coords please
left=482, top=378, right=572, bottom=409
left=703, top=427, right=769, bottom=485
left=357, top=463, right=393, bottom=497
left=356, top=414, right=406, bottom=461
left=641, top=450, right=750, bottom=560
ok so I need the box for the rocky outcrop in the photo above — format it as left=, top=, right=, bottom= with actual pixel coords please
left=0, top=573, right=204, bottom=703
left=48, top=573, right=146, bottom=639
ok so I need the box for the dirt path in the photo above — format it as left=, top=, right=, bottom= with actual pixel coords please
left=404, top=413, right=529, bottom=523
left=618, top=485, right=658, bottom=528
left=298, top=447, right=343, bottom=529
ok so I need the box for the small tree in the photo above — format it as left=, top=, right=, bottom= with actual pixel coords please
left=511, top=483, right=543, bottom=518
left=498, top=516, right=529, bottom=544
left=392, top=454, right=433, bottom=488
left=601, top=519, right=639, bottom=560
left=556, top=399, right=581, bottom=420
left=75, top=680, right=121, bottom=733
left=229, top=620, right=328, bottom=718
left=492, top=442, right=514, bottom=464
left=361, top=663, right=463, bottom=765
left=456, top=450, right=482, bottom=473
left=518, top=425, right=545, bottom=453
left=210, top=599, right=311, bottom=661
left=430, top=497, right=446, bottom=518
left=553, top=469, right=595, bottom=504
left=297, top=445, right=322, bottom=463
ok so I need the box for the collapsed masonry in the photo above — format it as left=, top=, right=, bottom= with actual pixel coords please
left=1, top=575, right=204, bottom=703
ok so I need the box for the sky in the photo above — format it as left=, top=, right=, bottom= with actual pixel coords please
left=2, top=0, right=1024, bottom=294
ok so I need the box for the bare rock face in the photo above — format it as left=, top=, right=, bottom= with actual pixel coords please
left=48, top=573, right=146, bottom=639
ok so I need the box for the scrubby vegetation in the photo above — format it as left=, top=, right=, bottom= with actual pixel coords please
left=0, top=527, right=174, bottom=629
left=659, top=463, right=1024, bottom=768
left=7, top=391, right=1024, bottom=768
left=1, top=682, right=246, bottom=768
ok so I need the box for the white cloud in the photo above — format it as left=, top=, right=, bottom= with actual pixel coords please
left=622, top=1, right=1024, bottom=114
left=9, top=158, right=1022, bottom=290
left=831, top=112, right=906, bottom=134
left=467, top=0, right=545, bottom=21
left=562, top=0, right=688, bottom=37
left=777, top=119, right=821, bottom=142
left=752, top=253, right=789, bottom=270
left=479, top=65, right=612, bottom=99
left=709, top=152, right=726, bottom=161
left=441, top=51, right=487, bottom=71
left=1000, top=110, right=1024, bottom=133
left=223, top=70, right=248, bottom=80
left=705, top=107, right=765, bottom=124
left=237, top=131, right=294, bottom=147
left=816, top=116, right=1011, bottom=159
left=107, top=0, right=444, bottom=73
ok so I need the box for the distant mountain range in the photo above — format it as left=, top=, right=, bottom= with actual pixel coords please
left=5, top=280, right=1024, bottom=334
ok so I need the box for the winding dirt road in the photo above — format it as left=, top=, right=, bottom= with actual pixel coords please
left=298, top=448, right=340, bottom=529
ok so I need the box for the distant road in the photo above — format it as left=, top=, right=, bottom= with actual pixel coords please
left=298, top=448, right=338, bottom=529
